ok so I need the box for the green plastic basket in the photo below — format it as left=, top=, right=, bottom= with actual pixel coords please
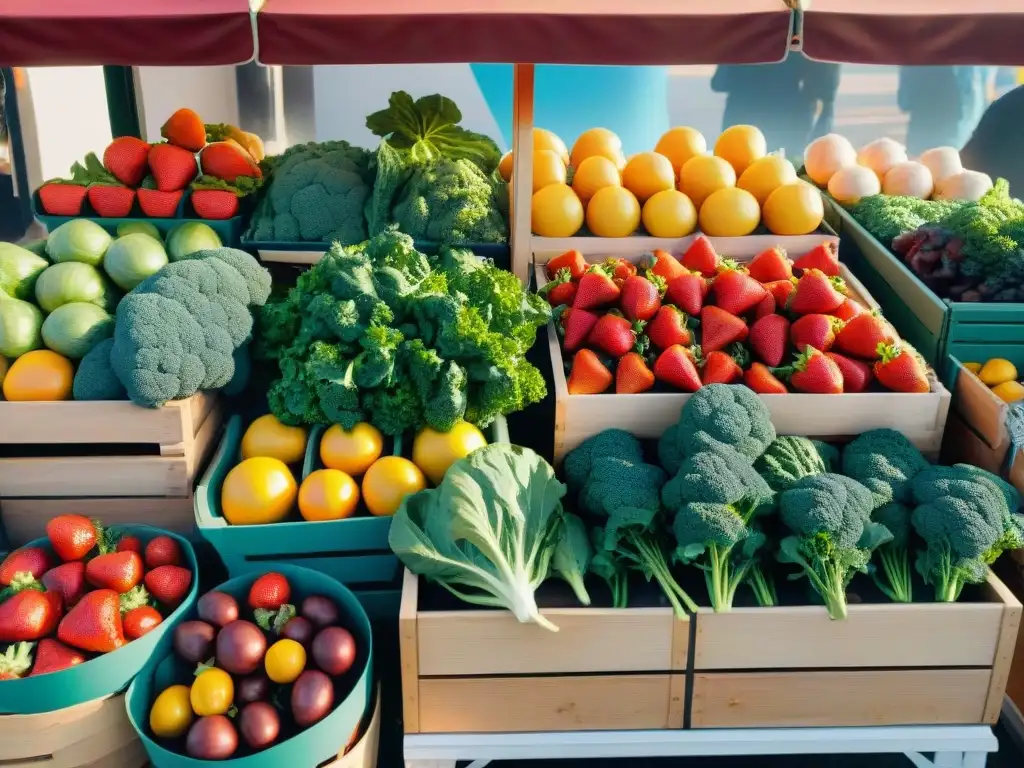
left=0, top=526, right=198, bottom=714
left=125, top=565, right=373, bottom=768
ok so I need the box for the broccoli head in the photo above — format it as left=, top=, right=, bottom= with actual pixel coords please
left=579, top=457, right=666, bottom=519
left=671, top=384, right=777, bottom=464
left=180, top=247, right=272, bottom=307
left=72, top=338, right=127, bottom=401
left=841, top=428, right=929, bottom=506
left=563, top=429, right=644, bottom=495
left=755, top=436, right=831, bottom=492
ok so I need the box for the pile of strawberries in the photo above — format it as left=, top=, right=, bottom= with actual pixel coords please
left=0, top=516, right=193, bottom=681
left=543, top=236, right=931, bottom=396
left=38, top=107, right=264, bottom=222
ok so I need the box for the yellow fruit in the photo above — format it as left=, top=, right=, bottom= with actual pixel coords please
left=979, top=358, right=1018, bottom=387
left=570, top=128, right=625, bottom=170
left=221, top=457, right=297, bottom=525
left=992, top=380, right=1024, bottom=404
left=362, top=456, right=426, bottom=517
left=298, top=469, right=360, bottom=522
left=572, top=155, right=621, bottom=203
left=621, top=152, right=675, bottom=203
left=150, top=685, right=194, bottom=739
left=534, top=127, right=570, bottom=166
left=642, top=190, right=697, bottom=238
left=0, top=355, right=7, bottom=393
left=698, top=187, right=761, bottom=237
left=714, top=125, right=767, bottom=176
left=319, top=423, right=383, bottom=476
left=531, top=184, right=584, bottom=237
left=191, top=668, right=234, bottom=716
left=413, top=422, right=488, bottom=486
left=963, top=362, right=983, bottom=374
left=532, top=149, right=567, bottom=193
left=241, top=414, right=308, bottom=465
left=655, top=127, right=707, bottom=175
left=1, top=349, right=73, bottom=402
left=804, top=133, right=857, bottom=187
left=737, top=154, right=798, bottom=206
left=679, top=155, right=736, bottom=210
left=586, top=186, right=641, bottom=238
left=762, top=181, right=825, bottom=236
left=265, top=639, right=307, bottom=684
left=498, top=151, right=513, bottom=182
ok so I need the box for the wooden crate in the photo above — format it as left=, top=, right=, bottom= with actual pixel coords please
left=324, top=685, right=381, bottom=768
left=399, top=570, right=688, bottom=734
left=0, top=693, right=146, bottom=768
left=690, top=572, right=1021, bottom=728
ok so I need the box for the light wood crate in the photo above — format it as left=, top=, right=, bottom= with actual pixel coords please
left=399, top=570, right=688, bottom=734
left=0, top=693, right=146, bottom=768
left=325, top=684, right=381, bottom=768
left=690, top=572, right=1021, bottom=728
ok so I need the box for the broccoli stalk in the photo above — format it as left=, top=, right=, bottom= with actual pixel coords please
left=870, top=503, right=913, bottom=603
left=551, top=514, right=592, bottom=606
left=746, top=561, right=777, bottom=607
left=589, top=527, right=629, bottom=608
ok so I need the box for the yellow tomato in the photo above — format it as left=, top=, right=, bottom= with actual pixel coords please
left=714, top=124, right=768, bottom=176
left=221, top=457, right=297, bottom=525
left=298, top=469, right=360, bottom=521
left=534, top=127, right=570, bottom=167
left=265, top=639, right=307, bottom=684
left=572, top=155, right=621, bottom=204
left=979, top=358, right=1018, bottom=387
left=320, top=423, right=383, bottom=476
left=2, top=349, right=73, bottom=402
left=241, top=414, right=308, bottom=465
left=570, top=128, right=625, bottom=170
left=150, top=684, right=194, bottom=738
left=413, top=422, right=488, bottom=486
left=698, top=187, right=761, bottom=237
left=586, top=186, right=641, bottom=238
left=762, top=181, right=825, bottom=236
left=190, top=668, right=234, bottom=716
left=655, top=127, right=707, bottom=176
left=992, top=380, right=1024, bottom=404
left=642, top=190, right=697, bottom=238
left=962, top=361, right=982, bottom=375
left=679, top=155, right=736, bottom=210
left=362, top=456, right=426, bottom=517
left=531, top=184, right=584, bottom=238
left=532, top=149, right=567, bottom=193
left=621, top=152, right=675, bottom=203
left=737, top=154, right=798, bottom=206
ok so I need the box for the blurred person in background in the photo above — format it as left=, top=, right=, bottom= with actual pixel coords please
left=898, top=66, right=996, bottom=154
left=960, top=84, right=1024, bottom=196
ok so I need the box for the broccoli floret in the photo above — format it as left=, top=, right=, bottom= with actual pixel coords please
left=579, top=457, right=667, bottom=519
left=303, top=342, right=364, bottom=428
left=849, top=195, right=963, bottom=244
left=755, top=436, right=831, bottom=493
left=778, top=473, right=893, bottom=619
left=360, top=377, right=424, bottom=436
left=180, top=247, right=272, bottom=307
left=552, top=514, right=592, bottom=606
left=353, top=324, right=404, bottom=388
left=563, top=429, right=644, bottom=495
left=812, top=440, right=841, bottom=472
left=668, top=384, right=776, bottom=465
left=841, top=429, right=929, bottom=507
left=72, top=338, right=127, bottom=401
left=420, top=360, right=469, bottom=433
left=871, top=502, right=913, bottom=603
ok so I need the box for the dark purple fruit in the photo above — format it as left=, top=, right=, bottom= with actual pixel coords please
left=312, top=626, right=356, bottom=676
left=197, top=591, right=239, bottom=628
left=173, top=620, right=216, bottom=664
left=236, top=672, right=271, bottom=704
left=281, top=615, right=314, bottom=646
left=216, top=620, right=267, bottom=675
left=300, top=595, right=339, bottom=628
left=291, top=669, right=334, bottom=727
left=239, top=702, right=280, bottom=750
left=186, top=715, right=238, bottom=760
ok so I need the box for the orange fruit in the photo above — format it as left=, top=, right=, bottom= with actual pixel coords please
left=319, top=423, right=383, bottom=477
left=531, top=184, right=584, bottom=237
left=534, top=128, right=570, bottom=166
left=570, top=128, right=625, bottom=170
left=642, top=190, right=697, bottom=238
left=532, top=149, right=567, bottom=193
left=2, top=349, right=73, bottom=401
left=714, top=125, right=768, bottom=176
left=498, top=151, right=513, bottom=182
left=621, top=152, right=676, bottom=203
left=737, top=154, right=798, bottom=206
left=655, top=127, right=707, bottom=176
left=221, top=457, right=297, bottom=525
left=241, top=414, right=308, bottom=465
left=679, top=155, right=736, bottom=209
left=698, top=187, right=761, bottom=237
left=362, top=456, right=426, bottom=517
left=762, top=181, right=825, bottom=236
left=572, top=155, right=621, bottom=204
left=412, top=422, right=488, bottom=486
left=586, top=186, right=641, bottom=238
left=298, top=469, right=360, bottom=522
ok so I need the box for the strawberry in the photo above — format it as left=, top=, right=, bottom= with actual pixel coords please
left=589, top=313, right=645, bottom=358
left=574, top=266, right=620, bottom=310
left=144, top=565, right=193, bottom=607
left=681, top=235, right=720, bottom=277
left=46, top=515, right=99, bottom=562
left=85, top=552, right=142, bottom=594
left=874, top=343, right=930, bottom=393
left=191, top=188, right=241, bottom=219
left=87, top=184, right=135, bottom=217
left=546, top=249, right=588, bottom=281
left=605, top=257, right=638, bottom=282
left=620, top=274, right=665, bottom=322
left=561, top=307, right=600, bottom=352
left=793, top=241, right=840, bottom=277
left=701, top=349, right=744, bottom=385
left=137, top=176, right=184, bottom=217
left=664, top=271, right=708, bottom=316
left=58, top=589, right=125, bottom=653
left=116, top=535, right=143, bottom=554
left=248, top=573, right=292, bottom=611
left=42, top=562, right=87, bottom=607
left=161, top=108, right=207, bottom=152
left=123, top=606, right=164, bottom=640
left=645, top=249, right=688, bottom=282
left=700, top=306, right=749, bottom=353
left=540, top=268, right=577, bottom=307
left=783, top=347, right=844, bottom=394
left=567, top=349, right=613, bottom=394
left=0, top=578, right=63, bottom=642
left=144, top=535, right=182, bottom=569
left=747, top=247, right=793, bottom=283
left=749, top=314, right=790, bottom=367
left=832, top=297, right=866, bottom=322
left=0, top=642, right=33, bottom=680
left=653, top=345, right=702, bottom=392
left=765, top=278, right=797, bottom=307
left=148, top=143, right=198, bottom=192
left=38, top=182, right=88, bottom=215
left=616, top=352, right=656, bottom=394
left=711, top=265, right=768, bottom=316
left=30, top=638, right=87, bottom=676
left=200, top=141, right=262, bottom=182
left=791, top=314, right=843, bottom=353
left=827, top=352, right=874, bottom=393
left=788, top=269, right=847, bottom=315
left=753, top=293, right=776, bottom=319
left=834, top=312, right=896, bottom=360
left=745, top=363, right=788, bottom=394
left=102, top=136, right=150, bottom=187
left=0, top=548, right=53, bottom=586
left=646, top=305, right=691, bottom=350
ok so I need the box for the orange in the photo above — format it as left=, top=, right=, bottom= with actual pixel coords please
left=319, top=422, right=383, bottom=477
left=714, top=125, right=768, bottom=176
left=570, top=128, right=625, bottom=170
left=412, top=422, right=488, bottom=486
left=621, top=152, right=675, bottom=203
left=655, top=127, right=707, bottom=175
left=531, top=184, right=584, bottom=237
left=586, top=186, right=641, bottom=238
left=642, top=190, right=697, bottom=238
left=679, top=155, right=736, bottom=210
left=2, top=349, right=73, bottom=401
left=532, top=149, right=567, bottom=193
left=534, top=128, right=570, bottom=167
left=221, top=457, right=297, bottom=525
left=498, top=151, right=513, bottom=182
left=362, top=456, right=426, bottom=517
left=571, top=155, right=621, bottom=204
left=698, top=187, right=761, bottom=237
left=762, top=181, right=825, bottom=236
left=241, top=414, right=308, bottom=465
left=298, top=469, right=360, bottom=522
left=737, top=154, right=798, bottom=206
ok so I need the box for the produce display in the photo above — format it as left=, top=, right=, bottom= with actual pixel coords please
left=546, top=239, right=931, bottom=395
left=962, top=357, right=1024, bottom=404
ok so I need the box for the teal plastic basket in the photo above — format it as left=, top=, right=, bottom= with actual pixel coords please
left=125, top=565, right=373, bottom=768
left=0, top=526, right=198, bottom=714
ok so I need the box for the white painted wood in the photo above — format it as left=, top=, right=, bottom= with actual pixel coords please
left=255, top=247, right=325, bottom=265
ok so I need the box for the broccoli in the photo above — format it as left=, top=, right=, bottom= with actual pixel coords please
left=588, top=525, right=628, bottom=608
left=841, top=429, right=929, bottom=507
left=871, top=502, right=913, bottom=603
left=849, top=194, right=963, bottom=244
left=563, top=429, right=644, bottom=495
left=72, top=338, right=127, bottom=401
left=578, top=457, right=666, bottom=519
left=812, top=440, right=841, bottom=472
left=179, top=247, right=272, bottom=308
left=755, top=436, right=831, bottom=493
left=746, top=554, right=778, bottom=607
left=552, top=514, right=593, bottom=606
left=778, top=473, right=893, bottom=620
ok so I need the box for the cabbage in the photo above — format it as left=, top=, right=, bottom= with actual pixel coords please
left=46, top=220, right=112, bottom=266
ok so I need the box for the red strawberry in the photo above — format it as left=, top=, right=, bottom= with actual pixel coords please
left=116, top=535, right=143, bottom=554
left=646, top=305, right=691, bottom=350
left=191, top=188, right=240, bottom=219
left=561, top=307, right=599, bottom=352
left=832, top=298, right=866, bottom=322
left=200, top=141, right=262, bottom=183
left=123, top=606, right=164, bottom=640
left=161, top=108, right=207, bottom=152
left=616, top=352, right=656, bottom=394
left=664, top=271, right=708, bottom=316
left=784, top=347, right=844, bottom=394
left=0, top=578, right=63, bottom=643
left=38, top=182, right=88, bottom=215
left=541, top=268, right=577, bottom=307
left=30, top=638, right=87, bottom=676
left=874, top=343, right=930, bottom=393
left=793, top=241, right=840, bottom=277
left=765, top=279, right=797, bottom=307
left=58, top=590, right=125, bottom=653
left=102, top=136, right=150, bottom=187
left=788, top=269, right=847, bottom=315
left=546, top=249, right=588, bottom=281
left=747, top=247, right=793, bottom=283
left=144, top=565, right=193, bottom=607
left=567, top=349, right=613, bottom=394
left=589, top=313, right=645, bottom=358
left=834, top=312, right=896, bottom=360
left=745, top=363, right=788, bottom=394
left=791, top=314, right=843, bottom=353
left=753, top=292, right=776, bottom=320
left=573, top=267, right=620, bottom=310
left=646, top=249, right=688, bottom=282
left=700, top=306, right=749, bottom=353
left=605, top=257, right=638, bottom=282
left=144, top=535, right=182, bottom=569
left=702, top=349, right=744, bottom=385
left=0, top=642, right=33, bottom=680
left=749, top=314, right=790, bottom=367
left=42, top=562, right=87, bottom=607
left=249, top=573, right=292, bottom=611
left=148, top=143, right=198, bottom=192
left=87, top=184, right=135, bottom=217
left=0, top=548, right=53, bottom=586
left=137, top=178, right=184, bottom=217
left=653, top=345, right=702, bottom=392
left=827, top=352, right=874, bottom=393
left=86, top=552, right=142, bottom=594
left=682, top=235, right=720, bottom=277
left=46, top=515, right=98, bottom=562
left=620, top=274, right=665, bottom=322
left=711, top=265, right=768, bottom=316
